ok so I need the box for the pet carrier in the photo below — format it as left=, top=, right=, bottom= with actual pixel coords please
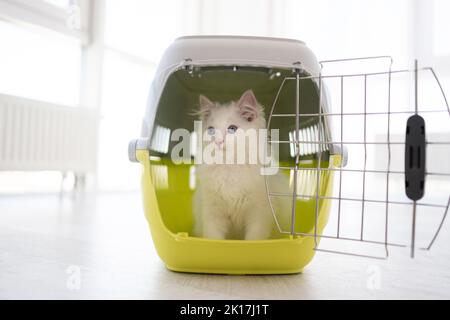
left=129, top=35, right=450, bottom=274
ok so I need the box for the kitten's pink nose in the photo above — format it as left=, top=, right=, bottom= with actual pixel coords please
left=215, top=140, right=224, bottom=149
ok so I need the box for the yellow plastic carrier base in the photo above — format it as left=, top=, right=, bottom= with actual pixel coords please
left=137, top=150, right=335, bottom=275
left=132, top=36, right=340, bottom=275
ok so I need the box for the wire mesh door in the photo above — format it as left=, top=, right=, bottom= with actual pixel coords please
left=265, top=56, right=450, bottom=259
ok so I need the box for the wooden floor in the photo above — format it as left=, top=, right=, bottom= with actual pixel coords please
left=0, top=192, right=449, bottom=299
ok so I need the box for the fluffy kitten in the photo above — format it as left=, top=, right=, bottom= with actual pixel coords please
left=192, top=90, right=289, bottom=240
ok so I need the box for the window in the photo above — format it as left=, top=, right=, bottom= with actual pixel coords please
left=96, top=0, right=191, bottom=190
left=0, top=19, right=81, bottom=106
left=97, top=50, right=155, bottom=190
left=0, top=0, right=90, bottom=42
left=43, top=0, right=70, bottom=9
left=432, top=0, right=450, bottom=57
left=104, top=0, right=186, bottom=62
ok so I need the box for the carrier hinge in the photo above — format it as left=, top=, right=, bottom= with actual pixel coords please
left=292, top=61, right=304, bottom=75
left=181, top=58, right=194, bottom=74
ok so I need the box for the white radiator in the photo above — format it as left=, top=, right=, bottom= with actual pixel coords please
left=0, top=93, right=98, bottom=174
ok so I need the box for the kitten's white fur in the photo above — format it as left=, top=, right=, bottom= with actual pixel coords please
left=192, top=90, right=290, bottom=240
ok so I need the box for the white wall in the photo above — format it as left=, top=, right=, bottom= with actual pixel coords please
left=0, top=0, right=449, bottom=192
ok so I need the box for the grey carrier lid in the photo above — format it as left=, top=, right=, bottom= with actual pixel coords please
left=141, top=35, right=322, bottom=138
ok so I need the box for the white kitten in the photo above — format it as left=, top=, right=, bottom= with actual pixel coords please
left=192, top=90, right=290, bottom=240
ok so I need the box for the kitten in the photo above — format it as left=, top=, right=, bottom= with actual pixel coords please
left=192, top=89, right=290, bottom=240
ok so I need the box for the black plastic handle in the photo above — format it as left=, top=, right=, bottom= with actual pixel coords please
left=405, top=114, right=426, bottom=200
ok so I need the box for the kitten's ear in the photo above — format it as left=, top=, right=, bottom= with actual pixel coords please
left=198, top=95, right=213, bottom=119
left=237, top=89, right=262, bottom=122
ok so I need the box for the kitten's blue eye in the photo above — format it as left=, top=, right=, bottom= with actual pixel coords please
left=227, top=125, right=238, bottom=134
left=207, top=126, right=215, bottom=135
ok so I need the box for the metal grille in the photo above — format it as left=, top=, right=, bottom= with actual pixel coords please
left=264, top=56, right=450, bottom=259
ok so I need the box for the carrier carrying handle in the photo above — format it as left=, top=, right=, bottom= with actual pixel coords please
left=404, top=114, right=426, bottom=200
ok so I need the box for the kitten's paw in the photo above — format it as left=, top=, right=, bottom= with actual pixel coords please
left=203, top=227, right=227, bottom=240
left=203, top=232, right=227, bottom=240
left=244, top=226, right=271, bottom=240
